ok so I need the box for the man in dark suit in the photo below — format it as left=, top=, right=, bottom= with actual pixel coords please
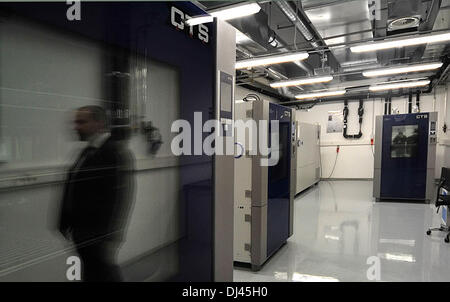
left=59, top=105, right=134, bottom=282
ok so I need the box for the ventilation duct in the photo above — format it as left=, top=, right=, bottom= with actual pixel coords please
left=229, top=9, right=276, bottom=52
left=274, top=1, right=319, bottom=48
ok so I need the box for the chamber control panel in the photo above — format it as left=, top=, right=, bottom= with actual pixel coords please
left=430, top=121, right=436, bottom=135
left=430, top=121, right=437, bottom=144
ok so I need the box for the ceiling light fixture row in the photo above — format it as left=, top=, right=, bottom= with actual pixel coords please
left=270, top=75, right=333, bottom=88
left=199, top=3, right=443, bottom=100
left=234, top=31, right=448, bottom=71
left=350, top=32, right=450, bottom=53
left=192, top=3, right=449, bottom=72
left=368, top=79, right=431, bottom=91
left=263, top=61, right=441, bottom=89
left=362, top=62, right=443, bottom=77
left=235, top=52, right=309, bottom=70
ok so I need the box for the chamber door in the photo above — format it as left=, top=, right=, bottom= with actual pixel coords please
left=267, top=103, right=291, bottom=256
left=380, top=114, right=429, bottom=200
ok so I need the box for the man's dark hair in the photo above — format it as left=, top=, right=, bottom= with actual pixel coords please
left=78, top=105, right=109, bottom=129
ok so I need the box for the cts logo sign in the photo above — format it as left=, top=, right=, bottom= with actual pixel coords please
left=171, top=6, right=209, bottom=44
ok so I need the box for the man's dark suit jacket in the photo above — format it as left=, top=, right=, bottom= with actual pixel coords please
left=59, top=137, right=134, bottom=245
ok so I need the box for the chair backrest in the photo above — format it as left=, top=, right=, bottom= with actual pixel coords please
left=440, top=167, right=450, bottom=191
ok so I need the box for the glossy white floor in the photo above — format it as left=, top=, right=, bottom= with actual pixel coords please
left=233, top=180, right=450, bottom=282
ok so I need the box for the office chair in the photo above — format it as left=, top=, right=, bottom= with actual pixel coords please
left=426, top=167, right=450, bottom=243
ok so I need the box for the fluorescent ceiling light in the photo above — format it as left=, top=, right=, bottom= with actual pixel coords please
left=351, top=32, right=450, bottom=53
left=326, top=37, right=346, bottom=46
left=324, top=234, right=340, bottom=241
left=185, top=16, right=214, bottom=26
left=186, top=3, right=261, bottom=26
left=270, top=75, right=333, bottom=88
left=369, top=79, right=430, bottom=91
left=379, top=253, right=416, bottom=263
left=379, top=239, right=416, bottom=246
left=295, top=90, right=346, bottom=100
left=292, top=273, right=339, bottom=282
left=236, top=52, right=309, bottom=69
left=210, top=3, right=261, bottom=21
left=363, top=62, right=443, bottom=77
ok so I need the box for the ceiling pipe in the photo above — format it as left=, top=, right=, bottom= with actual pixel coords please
left=235, top=18, right=313, bottom=98
left=234, top=1, right=332, bottom=98
left=236, top=45, right=254, bottom=59
left=237, top=66, right=300, bottom=99
left=236, top=44, right=299, bottom=99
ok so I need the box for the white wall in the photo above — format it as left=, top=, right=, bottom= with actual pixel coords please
left=433, top=85, right=450, bottom=177
left=0, top=17, right=104, bottom=281
left=439, top=86, right=450, bottom=171
left=296, top=86, right=450, bottom=179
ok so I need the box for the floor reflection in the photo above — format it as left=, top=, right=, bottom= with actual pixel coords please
left=234, top=180, right=450, bottom=282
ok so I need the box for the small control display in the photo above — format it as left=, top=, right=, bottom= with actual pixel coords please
left=430, top=121, right=436, bottom=136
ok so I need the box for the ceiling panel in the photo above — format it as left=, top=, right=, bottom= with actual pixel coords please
left=304, top=0, right=377, bottom=68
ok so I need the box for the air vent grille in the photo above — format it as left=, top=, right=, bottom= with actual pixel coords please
left=387, top=16, right=420, bottom=31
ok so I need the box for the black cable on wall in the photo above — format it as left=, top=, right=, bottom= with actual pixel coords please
left=416, top=91, right=421, bottom=112
left=408, top=92, right=413, bottom=113
left=342, top=100, right=364, bottom=139
left=384, top=97, right=388, bottom=115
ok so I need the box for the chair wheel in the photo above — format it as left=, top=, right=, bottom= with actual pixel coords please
left=426, top=230, right=431, bottom=236
left=445, top=237, right=450, bottom=243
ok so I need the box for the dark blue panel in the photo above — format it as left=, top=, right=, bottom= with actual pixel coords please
left=380, top=113, right=429, bottom=200
left=267, top=103, right=291, bottom=257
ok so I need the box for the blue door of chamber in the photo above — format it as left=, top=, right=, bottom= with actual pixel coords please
left=0, top=2, right=215, bottom=281
left=380, top=113, right=429, bottom=200
left=267, top=103, right=291, bottom=257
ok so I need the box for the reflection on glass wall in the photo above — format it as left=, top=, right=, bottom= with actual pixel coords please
left=0, top=2, right=214, bottom=282
left=391, top=125, right=419, bottom=158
